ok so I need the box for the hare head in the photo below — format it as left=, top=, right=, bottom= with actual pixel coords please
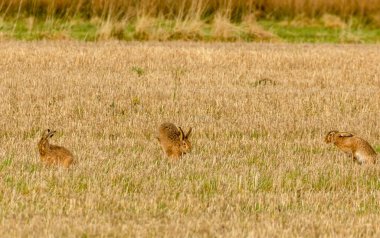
left=325, top=130, right=353, bottom=143
left=178, top=126, right=192, bottom=154
left=41, top=129, right=56, bottom=140
left=40, top=129, right=56, bottom=145
left=325, top=130, right=338, bottom=143
left=38, top=129, right=56, bottom=153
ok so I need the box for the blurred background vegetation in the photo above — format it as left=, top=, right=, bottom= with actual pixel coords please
left=0, top=0, right=379, bottom=42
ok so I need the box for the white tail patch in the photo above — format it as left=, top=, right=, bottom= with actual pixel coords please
left=354, top=152, right=366, bottom=164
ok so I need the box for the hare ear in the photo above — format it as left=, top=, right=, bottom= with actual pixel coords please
left=48, top=130, right=56, bottom=138
left=42, top=129, right=50, bottom=138
left=338, top=132, right=353, bottom=137
left=178, top=127, right=184, bottom=141
left=186, top=127, right=192, bottom=138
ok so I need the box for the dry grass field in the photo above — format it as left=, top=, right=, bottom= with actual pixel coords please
left=0, top=41, right=380, bottom=237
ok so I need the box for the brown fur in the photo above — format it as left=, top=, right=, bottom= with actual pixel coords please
left=157, top=122, right=192, bottom=159
left=325, top=130, right=377, bottom=165
left=38, top=129, right=74, bottom=168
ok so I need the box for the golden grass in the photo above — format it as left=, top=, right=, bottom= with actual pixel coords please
left=96, top=20, right=125, bottom=40
left=1, top=0, right=379, bottom=20
left=212, top=13, right=240, bottom=41
left=0, top=41, right=380, bottom=237
left=1, top=1, right=379, bottom=42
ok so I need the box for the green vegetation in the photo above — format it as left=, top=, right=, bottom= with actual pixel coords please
left=0, top=0, right=380, bottom=43
left=260, top=20, right=380, bottom=43
left=0, top=0, right=379, bottom=42
left=0, top=17, right=379, bottom=43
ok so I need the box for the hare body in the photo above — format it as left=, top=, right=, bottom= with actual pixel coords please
left=157, top=122, right=192, bottom=159
left=38, top=129, right=74, bottom=168
left=325, top=131, right=377, bottom=164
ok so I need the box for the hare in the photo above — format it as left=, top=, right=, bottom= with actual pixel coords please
left=325, top=130, right=377, bottom=165
left=38, top=129, right=74, bottom=168
left=157, top=122, right=192, bottom=159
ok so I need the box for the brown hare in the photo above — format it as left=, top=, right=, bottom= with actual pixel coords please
left=325, top=130, right=377, bottom=165
left=157, top=122, right=192, bottom=159
left=38, top=129, right=74, bottom=168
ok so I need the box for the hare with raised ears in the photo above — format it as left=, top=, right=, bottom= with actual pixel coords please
left=325, top=130, right=377, bottom=165
left=38, top=129, right=74, bottom=168
left=157, top=122, right=192, bottom=159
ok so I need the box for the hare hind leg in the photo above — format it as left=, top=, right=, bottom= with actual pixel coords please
left=63, top=157, right=74, bottom=168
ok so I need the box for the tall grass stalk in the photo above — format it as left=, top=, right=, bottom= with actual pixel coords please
left=0, top=0, right=379, bottom=21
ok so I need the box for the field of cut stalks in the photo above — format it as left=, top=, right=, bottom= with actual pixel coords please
left=0, top=41, right=379, bottom=237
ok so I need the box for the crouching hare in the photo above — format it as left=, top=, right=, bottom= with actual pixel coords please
left=157, top=122, right=192, bottom=159
left=325, top=130, right=377, bottom=165
left=38, top=129, right=75, bottom=168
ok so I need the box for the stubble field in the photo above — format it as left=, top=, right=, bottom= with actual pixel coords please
left=0, top=41, right=380, bottom=237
